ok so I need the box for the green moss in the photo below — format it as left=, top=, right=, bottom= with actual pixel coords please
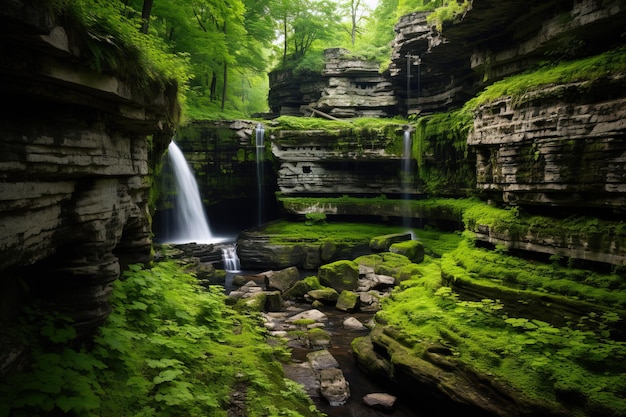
left=466, top=46, right=626, bottom=109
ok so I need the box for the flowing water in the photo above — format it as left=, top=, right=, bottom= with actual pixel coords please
left=163, top=141, right=213, bottom=243
left=401, top=128, right=413, bottom=229
left=256, top=123, right=265, bottom=226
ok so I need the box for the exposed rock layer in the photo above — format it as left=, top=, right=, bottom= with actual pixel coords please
left=0, top=2, right=176, bottom=355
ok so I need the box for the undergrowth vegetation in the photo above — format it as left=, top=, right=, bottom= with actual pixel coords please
left=0, top=262, right=322, bottom=417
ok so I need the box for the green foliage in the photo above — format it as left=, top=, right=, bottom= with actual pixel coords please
left=0, top=262, right=322, bottom=417
left=426, top=0, right=472, bottom=32
left=64, top=0, right=192, bottom=102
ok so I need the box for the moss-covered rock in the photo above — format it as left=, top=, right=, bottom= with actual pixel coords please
left=390, top=240, right=424, bottom=263
left=336, top=290, right=359, bottom=312
left=318, top=260, right=360, bottom=292
left=308, top=288, right=340, bottom=305
left=370, top=233, right=412, bottom=252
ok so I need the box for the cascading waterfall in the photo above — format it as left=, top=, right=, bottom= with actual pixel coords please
left=165, top=141, right=213, bottom=243
left=221, top=244, right=241, bottom=272
left=401, top=128, right=413, bottom=229
left=255, top=123, right=265, bottom=226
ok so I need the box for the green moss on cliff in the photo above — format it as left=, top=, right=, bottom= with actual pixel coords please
left=466, top=46, right=626, bottom=109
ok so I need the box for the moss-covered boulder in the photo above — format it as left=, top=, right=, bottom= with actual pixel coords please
left=370, top=233, right=412, bottom=252
left=318, top=260, right=359, bottom=292
left=283, top=276, right=322, bottom=300
left=308, top=328, right=332, bottom=350
left=390, top=240, right=424, bottom=263
left=308, top=288, right=340, bottom=305
left=336, top=290, right=359, bottom=312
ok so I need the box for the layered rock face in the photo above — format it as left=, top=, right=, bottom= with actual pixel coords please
left=390, top=0, right=626, bottom=115
left=0, top=0, right=176, bottom=356
left=269, top=49, right=397, bottom=118
left=271, top=126, right=420, bottom=197
left=470, top=82, right=626, bottom=211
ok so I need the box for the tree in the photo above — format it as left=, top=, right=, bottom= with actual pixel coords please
left=342, top=0, right=369, bottom=46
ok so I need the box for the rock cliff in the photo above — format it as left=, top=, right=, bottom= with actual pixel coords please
left=0, top=1, right=177, bottom=373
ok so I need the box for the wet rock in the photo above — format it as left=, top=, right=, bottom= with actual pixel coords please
left=319, top=368, right=350, bottom=406
left=363, top=392, right=397, bottom=411
left=343, top=317, right=368, bottom=331
left=308, top=328, right=332, bottom=349
left=307, top=349, right=340, bottom=370
left=286, top=309, right=328, bottom=323
left=264, top=291, right=283, bottom=312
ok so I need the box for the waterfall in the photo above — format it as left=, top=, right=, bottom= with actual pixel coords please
left=165, top=141, right=213, bottom=243
left=221, top=244, right=241, bottom=272
left=255, top=123, right=265, bottom=226
left=401, top=128, right=413, bottom=229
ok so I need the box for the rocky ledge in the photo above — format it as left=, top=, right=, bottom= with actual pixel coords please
left=0, top=0, right=177, bottom=364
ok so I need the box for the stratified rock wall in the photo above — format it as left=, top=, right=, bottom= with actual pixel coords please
left=469, top=81, right=626, bottom=210
left=269, top=49, right=397, bottom=118
left=391, top=0, right=626, bottom=115
left=0, top=1, right=176, bottom=351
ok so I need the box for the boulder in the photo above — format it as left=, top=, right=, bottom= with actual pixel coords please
left=318, top=260, right=359, bottom=292
left=370, top=233, right=412, bottom=252
left=308, top=328, right=332, bottom=350
left=390, top=240, right=425, bottom=263
left=286, top=309, right=328, bottom=323
left=319, top=368, right=350, bottom=406
left=363, top=392, right=397, bottom=411
left=265, top=266, right=300, bottom=292
left=307, top=349, right=340, bottom=371
left=335, top=290, right=359, bottom=312
left=264, top=291, right=283, bottom=312
left=343, top=317, right=368, bottom=331
left=307, top=288, right=340, bottom=305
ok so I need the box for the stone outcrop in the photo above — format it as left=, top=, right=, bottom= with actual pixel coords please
left=469, top=82, right=626, bottom=212
left=269, top=49, right=396, bottom=118
left=270, top=126, right=421, bottom=197
left=0, top=0, right=177, bottom=370
left=310, top=48, right=397, bottom=118
left=390, top=0, right=626, bottom=115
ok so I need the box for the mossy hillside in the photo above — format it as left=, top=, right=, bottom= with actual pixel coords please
left=462, top=203, right=626, bottom=257
left=374, top=252, right=626, bottom=416
left=278, top=195, right=478, bottom=224
left=263, top=220, right=409, bottom=246
left=0, top=262, right=322, bottom=417
left=442, top=238, right=626, bottom=313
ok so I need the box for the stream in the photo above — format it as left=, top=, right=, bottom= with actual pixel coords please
left=224, top=272, right=427, bottom=417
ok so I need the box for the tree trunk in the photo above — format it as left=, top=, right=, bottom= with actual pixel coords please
left=140, top=0, right=154, bottom=34
left=210, top=72, right=217, bottom=102
left=221, top=62, right=228, bottom=111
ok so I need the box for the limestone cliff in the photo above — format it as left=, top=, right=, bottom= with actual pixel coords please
left=0, top=1, right=177, bottom=373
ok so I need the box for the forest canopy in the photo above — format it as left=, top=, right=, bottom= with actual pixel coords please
left=60, top=0, right=463, bottom=120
